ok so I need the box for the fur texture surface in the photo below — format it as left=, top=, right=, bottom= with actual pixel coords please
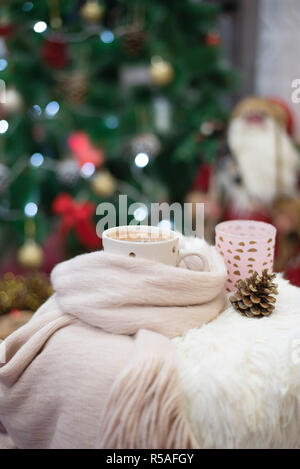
left=173, top=275, right=300, bottom=449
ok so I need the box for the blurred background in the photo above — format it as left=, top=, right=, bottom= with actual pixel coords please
left=1, top=0, right=300, bottom=326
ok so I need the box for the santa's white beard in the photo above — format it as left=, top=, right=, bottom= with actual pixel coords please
left=228, top=116, right=300, bottom=203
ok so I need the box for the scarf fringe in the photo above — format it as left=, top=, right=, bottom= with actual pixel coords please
left=99, top=350, right=198, bottom=449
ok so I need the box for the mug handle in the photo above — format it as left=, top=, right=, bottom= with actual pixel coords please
left=177, top=249, right=209, bottom=271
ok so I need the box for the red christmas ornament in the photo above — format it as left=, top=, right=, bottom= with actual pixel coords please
left=52, top=193, right=101, bottom=249
left=42, top=37, right=68, bottom=69
left=205, top=32, right=221, bottom=46
left=42, top=230, right=65, bottom=274
left=0, top=22, right=15, bottom=37
left=193, top=163, right=213, bottom=193
left=284, top=254, right=300, bottom=287
left=68, top=131, right=105, bottom=168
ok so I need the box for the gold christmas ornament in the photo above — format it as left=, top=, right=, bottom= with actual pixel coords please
left=17, top=240, right=44, bottom=269
left=0, top=271, right=53, bottom=316
left=1, top=87, right=23, bottom=115
left=230, top=269, right=278, bottom=318
left=49, top=0, right=63, bottom=29
left=150, top=56, right=174, bottom=86
left=80, top=0, right=104, bottom=22
left=91, top=170, right=117, bottom=197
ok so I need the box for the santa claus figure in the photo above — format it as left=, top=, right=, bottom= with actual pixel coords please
left=219, top=96, right=300, bottom=222
left=217, top=96, right=300, bottom=276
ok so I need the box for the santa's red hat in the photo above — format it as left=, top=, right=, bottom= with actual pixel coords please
left=231, top=96, right=294, bottom=135
left=268, top=97, right=294, bottom=135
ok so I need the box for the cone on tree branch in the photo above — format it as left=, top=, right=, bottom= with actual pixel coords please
left=230, top=269, right=278, bottom=318
left=57, top=71, right=88, bottom=106
left=123, top=30, right=145, bottom=56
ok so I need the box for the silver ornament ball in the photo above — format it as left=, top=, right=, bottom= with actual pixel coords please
left=131, top=133, right=161, bottom=157
left=57, top=159, right=80, bottom=186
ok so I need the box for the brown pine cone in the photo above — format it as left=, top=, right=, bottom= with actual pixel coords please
left=123, top=30, right=145, bottom=56
left=57, top=71, right=88, bottom=106
left=230, top=269, right=278, bottom=318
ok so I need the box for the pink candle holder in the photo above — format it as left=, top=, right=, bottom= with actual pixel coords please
left=215, top=220, right=277, bottom=292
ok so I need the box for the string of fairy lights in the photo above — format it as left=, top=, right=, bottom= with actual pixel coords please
left=0, top=0, right=191, bottom=267
left=0, top=149, right=153, bottom=220
left=0, top=4, right=168, bottom=204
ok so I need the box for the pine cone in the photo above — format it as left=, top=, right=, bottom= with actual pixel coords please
left=230, top=269, right=278, bottom=318
left=57, top=71, right=88, bottom=106
left=123, top=30, right=145, bottom=56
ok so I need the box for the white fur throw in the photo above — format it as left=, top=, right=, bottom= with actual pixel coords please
left=174, top=275, right=300, bottom=449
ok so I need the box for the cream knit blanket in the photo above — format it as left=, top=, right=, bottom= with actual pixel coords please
left=0, top=237, right=226, bottom=449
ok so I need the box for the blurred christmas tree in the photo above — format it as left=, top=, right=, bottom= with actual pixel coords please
left=0, top=0, right=236, bottom=271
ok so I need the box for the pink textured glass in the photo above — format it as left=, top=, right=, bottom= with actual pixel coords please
left=215, top=220, right=277, bottom=292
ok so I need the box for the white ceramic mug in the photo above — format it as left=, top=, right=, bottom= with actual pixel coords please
left=102, top=225, right=208, bottom=270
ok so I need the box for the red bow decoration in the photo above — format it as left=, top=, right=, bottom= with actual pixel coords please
left=193, top=163, right=213, bottom=193
left=205, top=32, right=221, bottom=47
left=68, top=131, right=105, bottom=168
left=0, top=22, right=15, bottom=38
left=52, top=193, right=101, bottom=249
left=42, top=38, right=68, bottom=69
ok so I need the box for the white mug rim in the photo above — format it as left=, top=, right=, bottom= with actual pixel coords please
left=102, top=225, right=179, bottom=246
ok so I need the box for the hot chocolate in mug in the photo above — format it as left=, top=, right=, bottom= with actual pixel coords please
left=102, top=225, right=209, bottom=270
